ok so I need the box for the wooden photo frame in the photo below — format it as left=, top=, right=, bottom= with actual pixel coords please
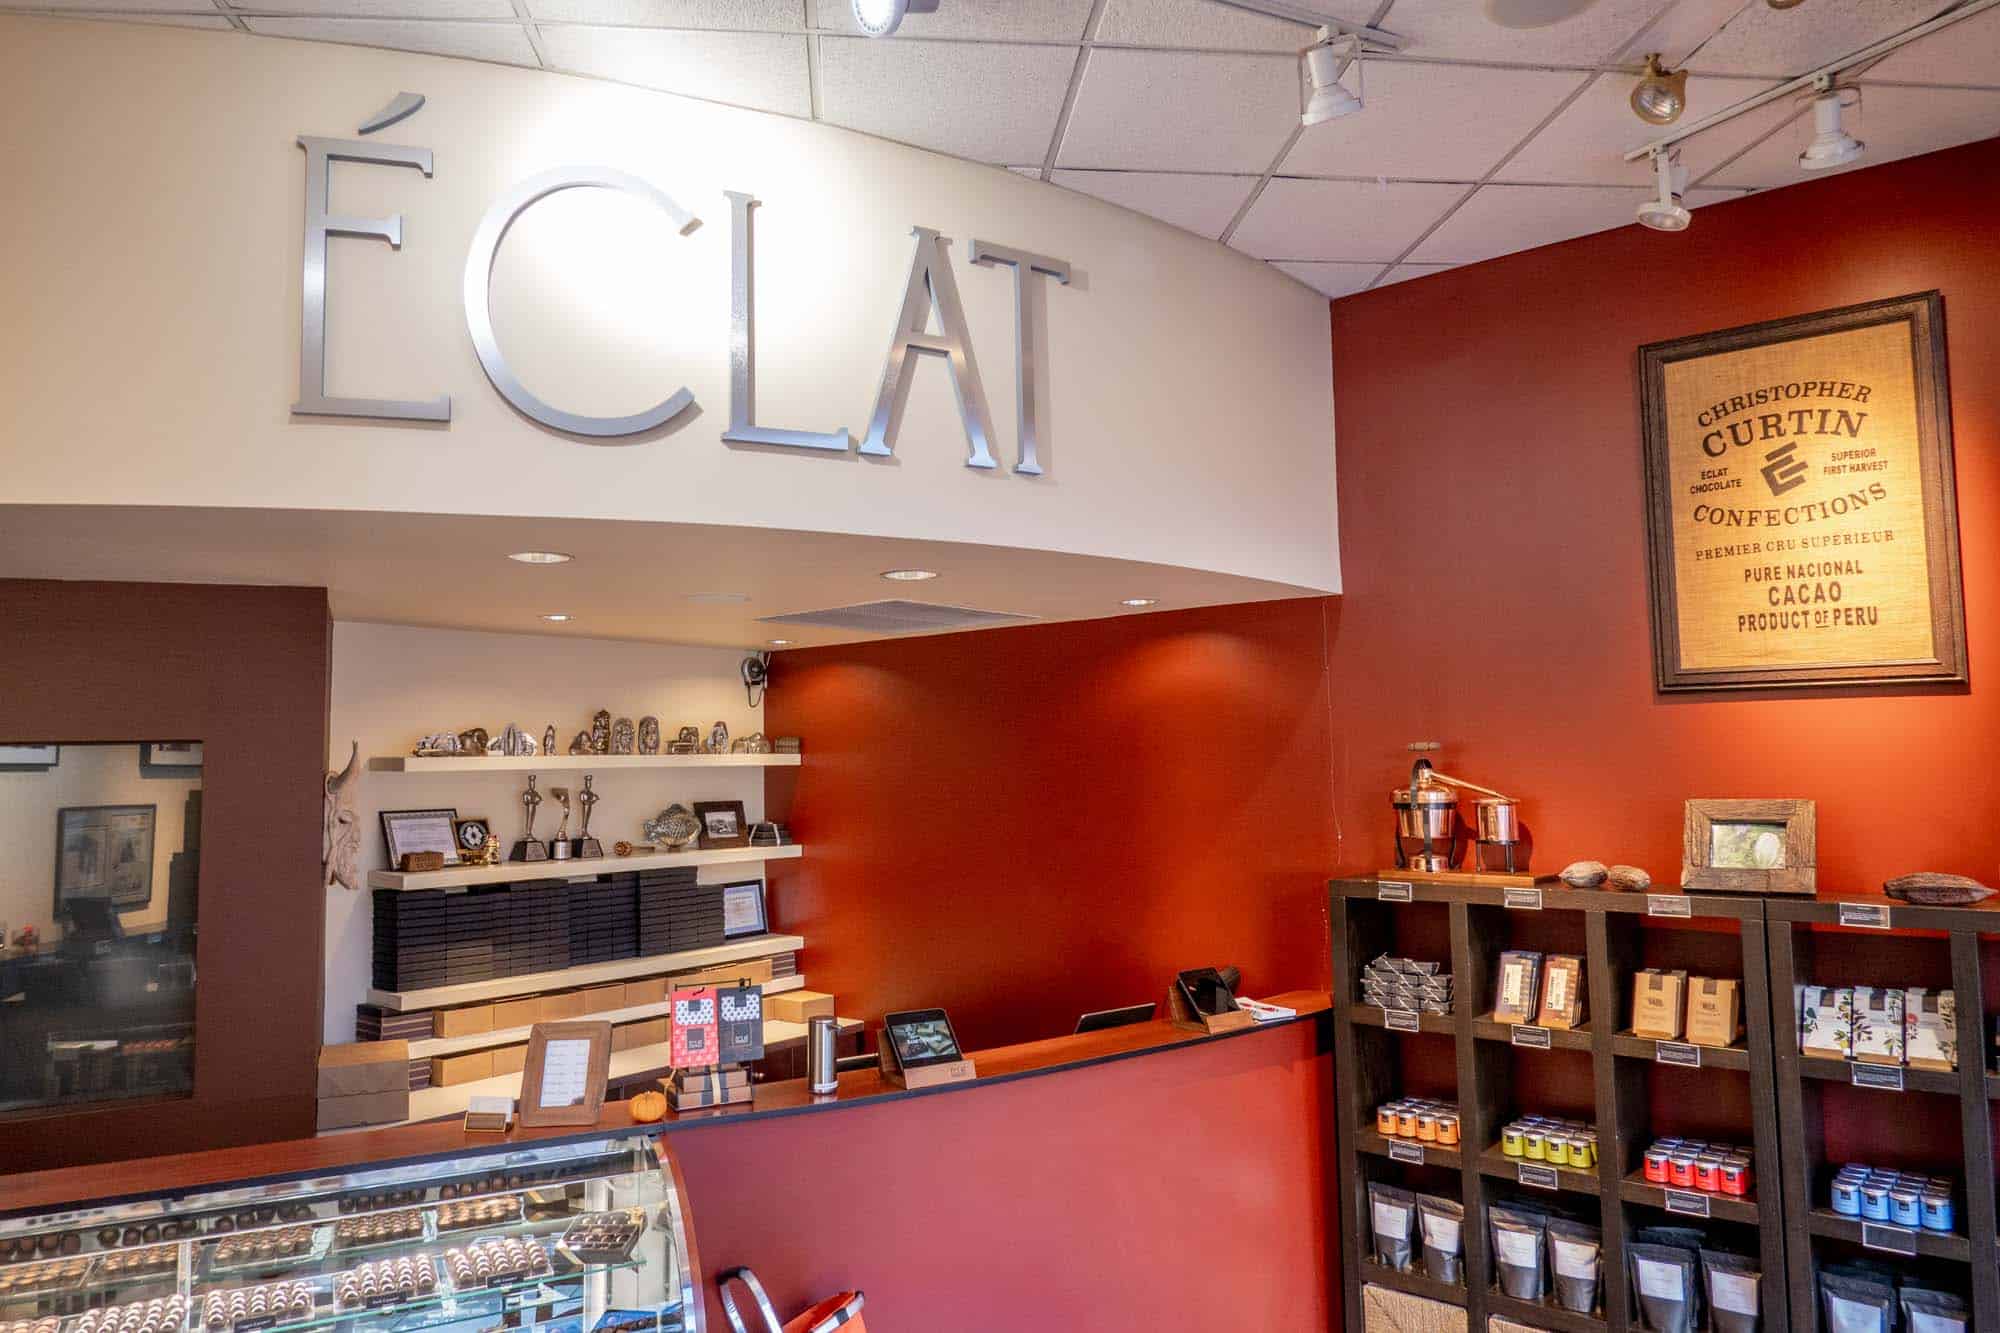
left=1639, top=292, right=1966, bottom=692
left=693, top=800, right=749, bottom=850
left=517, top=1020, right=613, bottom=1127
left=1681, top=799, right=1816, bottom=896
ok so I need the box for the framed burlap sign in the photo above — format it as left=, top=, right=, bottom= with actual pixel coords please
left=1639, top=292, right=1966, bottom=692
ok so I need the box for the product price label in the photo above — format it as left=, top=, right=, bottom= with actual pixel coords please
left=1511, top=1025, right=1552, bottom=1050
left=1647, top=894, right=1693, bottom=918
left=1503, top=887, right=1543, bottom=911
left=1388, top=1140, right=1425, bottom=1165
left=1838, top=902, right=1892, bottom=930
left=1656, top=1041, right=1702, bottom=1068
left=1663, top=1189, right=1711, bottom=1218
left=1851, top=1063, right=1905, bottom=1092
left=1517, top=1163, right=1559, bottom=1191
left=1384, top=1008, right=1421, bottom=1033
left=1861, top=1222, right=1918, bottom=1256
left=1377, top=880, right=1414, bottom=902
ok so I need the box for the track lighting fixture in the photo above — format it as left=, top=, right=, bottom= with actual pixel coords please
left=852, top=0, right=937, bottom=37
left=1636, top=148, right=1691, bottom=232
left=1630, top=54, right=1689, bottom=125
left=1799, top=78, right=1864, bottom=170
left=1302, top=29, right=1364, bottom=127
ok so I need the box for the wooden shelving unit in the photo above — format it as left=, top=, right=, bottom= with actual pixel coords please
left=367, top=933, right=806, bottom=1010
left=366, top=843, right=801, bottom=891
left=1767, top=894, right=2000, bottom=1328
left=1331, top=877, right=1788, bottom=1333
left=367, top=753, right=799, bottom=773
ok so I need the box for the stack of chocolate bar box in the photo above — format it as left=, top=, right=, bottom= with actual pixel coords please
left=637, top=869, right=723, bottom=954
left=1360, top=955, right=1455, bottom=1015
left=568, top=876, right=637, bottom=964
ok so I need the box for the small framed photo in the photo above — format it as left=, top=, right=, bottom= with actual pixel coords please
left=0, top=744, right=60, bottom=773
left=55, top=803, right=157, bottom=912
left=693, top=801, right=749, bottom=850
left=720, top=880, right=767, bottom=939
left=518, top=1020, right=612, bottom=1128
left=1682, top=799, right=1816, bottom=895
left=452, top=817, right=494, bottom=858
left=381, top=808, right=461, bottom=869
left=139, top=742, right=204, bottom=779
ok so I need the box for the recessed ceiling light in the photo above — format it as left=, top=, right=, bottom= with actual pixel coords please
left=1799, top=84, right=1864, bottom=171
left=1630, top=54, right=1689, bottom=126
left=540, top=613, right=573, bottom=623
left=1301, top=31, right=1364, bottom=128
left=1121, top=598, right=1159, bottom=608
left=880, top=568, right=939, bottom=582
left=508, top=550, right=572, bottom=565
left=685, top=592, right=751, bottom=604
left=854, top=0, right=939, bottom=35
left=1636, top=148, right=1691, bottom=232
left=768, top=639, right=792, bottom=647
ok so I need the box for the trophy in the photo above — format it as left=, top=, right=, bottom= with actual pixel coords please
left=572, top=774, right=604, bottom=859
left=509, top=774, right=549, bottom=863
left=549, top=786, right=573, bottom=861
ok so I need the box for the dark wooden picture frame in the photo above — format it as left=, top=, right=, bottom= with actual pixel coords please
left=517, top=1020, right=612, bottom=1127
left=1639, top=291, right=1966, bottom=692
left=139, top=741, right=203, bottom=779
left=54, top=802, right=157, bottom=912
left=1681, top=798, right=1816, bottom=895
left=693, top=800, right=749, bottom=850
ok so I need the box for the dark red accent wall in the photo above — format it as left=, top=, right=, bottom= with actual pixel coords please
left=1325, top=138, right=2000, bottom=887
left=673, top=1019, right=1332, bottom=1333
left=0, top=581, right=331, bottom=1172
left=763, top=595, right=1339, bottom=1052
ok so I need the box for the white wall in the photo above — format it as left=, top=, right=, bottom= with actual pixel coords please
left=0, top=746, right=199, bottom=942
left=324, top=621, right=767, bottom=1043
left=0, top=18, right=1339, bottom=595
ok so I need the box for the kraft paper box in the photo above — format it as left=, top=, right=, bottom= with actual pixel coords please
left=1535, top=956, right=1586, bottom=1030
left=1905, top=988, right=1957, bottom=1071
left=1632, top=969, right=1688, bottom=1040
left=1851, top=986, right=1906, bottom=1065
left=613, top=1018, right=669, bottom=1053
left=317, top=1040, right=409, bottom=1098
left=1799, top=985, right=1853, bottom=1059
left=491, top=997, right=541, bottom=1030
left=624, top=978, right=668, bottom=1007
left=435, top=1004, right=494, bottom=1039
left=1684, top=976, right=1743, bottom=1048
left=316, top=1089, right=409, bottom=1132
left=542, top=990, right=588, bottom=1021
left=675, top=958, right=775, bottom=988
left=490, top=1042, right=528, bottom=1076
left=431, top=1049, right=495, bottom=1086
left=580, top=984, right=626, bottom=1014
left=768, top=990, right=835, bottom=1024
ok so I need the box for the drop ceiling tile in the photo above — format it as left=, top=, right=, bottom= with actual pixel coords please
left=1230, top=175, right=1468, bottom=261
left=1366, top=0, right=1673, bottom=64
left=1701, top=83, right=2000, bottom=188
left=242, top=16, right=538, bottom=63
left=1608, top=0, right=1743, bottom=67
left=1006, top=165, right=1043, bottom=177
left=1497, top=71, right=1776, bottom=185
left=1282, top=60, right=1588, bottom=180
left=818, top=36, right=1074, bottom=163
left=251, top=0, right=514, bottom=19
left=6, top=0, right=223, bottom=12
left=538, top=26, right=810, bottom=116
left=1407, top=181, right=1740, bottom=263
left=1863, top=6, right=2000, bottom=86
left=816, top=0, right=1093, bottom=41
left=1378, top=262, right=1456, bottom=287
left=524, top=0, right=801, bottom=28
left=1095, top=0, right=1332, bottom=53
left=68, top=10, right=235, bottom=24
left=1272, top=260, right=1384, bottom=298
left=1682, top=0, right=1959, bottom=76
left=1057, top=47, right=1302, bottom=171
left=1048, top=169, right=1254, bottom=239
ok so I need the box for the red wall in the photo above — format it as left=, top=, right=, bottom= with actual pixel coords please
left=763, top=596, right=1339, bottom=1052
left=1325, top=137, right=2000, bottom=887
left=673, top=1020, right=1332, bottom=1333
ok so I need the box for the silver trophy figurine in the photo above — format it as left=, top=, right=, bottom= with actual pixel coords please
left=549, top=786, right=573, bottom=860
left=573, top=774, right=604, bottom=859
left=510, top=774, right=549, bottom=863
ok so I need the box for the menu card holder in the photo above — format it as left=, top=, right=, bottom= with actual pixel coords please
left=877, top=1041, right=976, bottom=1090
left=1166, top=983, right=1257, bottom=1036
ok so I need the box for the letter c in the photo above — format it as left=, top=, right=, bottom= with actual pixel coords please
left=464, top=166, right=700, bottom=439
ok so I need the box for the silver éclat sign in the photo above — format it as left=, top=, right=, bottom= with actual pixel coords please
left=293, top=93, right=1074, bottom=475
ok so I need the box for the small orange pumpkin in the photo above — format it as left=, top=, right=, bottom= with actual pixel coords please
left=629, top=1089, right=669, bottom=1123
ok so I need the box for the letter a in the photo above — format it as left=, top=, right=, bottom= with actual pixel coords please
left=860, top=227, right=997, bottom=469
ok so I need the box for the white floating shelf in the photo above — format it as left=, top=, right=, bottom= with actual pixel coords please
left=368, top=934, right=806, bottom=1011
left=390, top=1014, right=863, bottom=1129
left=403, top=975, right=807, bottom=1059
left=367, top=753, right=798, bottom=773
left=367, top=844, right=801, bottom=892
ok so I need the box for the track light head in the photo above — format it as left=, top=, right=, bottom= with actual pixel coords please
left=1301, top=29, right=1364, bottom=127
left=1630, top=53, right=1690, bottom=125
left=1483, top=0, right=1604, bottom=26
left=1636, top=148, right=1691, bottom=232
left=1799, top=83, right=1864, bottom=170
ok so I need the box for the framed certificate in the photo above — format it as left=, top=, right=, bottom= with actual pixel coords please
left=518, top=1021, right=612, bottom=1127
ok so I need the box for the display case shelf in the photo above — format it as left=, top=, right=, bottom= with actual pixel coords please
left=1474, top=1144, right=1599, bottom=1197
left=1469, top=1016, right=1594, bottom=1050
left=367, top=934, right=805, bottom=1010
left=1352, top=1128, right=1462, bottom=1171
left=367, top=843, right=800, bottom=892
left=368, top=753, right=798, bottom=773
left=1804, top=1208, right=1970, bottom=1261
left=1345, top=1006, right=1455, bottom=1036
left=1608, top=1032, right=1750, bottom=1070
left=1485, top=1289, right=1607, bottom=1333
left=1616, top=1171, right=1761, bottom=1224
left=1797, top=1054, right=1961, bottom=1094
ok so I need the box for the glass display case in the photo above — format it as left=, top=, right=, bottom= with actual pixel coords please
left=0, top=1132, right=699, bottom=1333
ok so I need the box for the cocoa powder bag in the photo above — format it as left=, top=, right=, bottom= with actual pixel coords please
left=1367, top=1182, right=1417, bottom=1273
left=1416, top=1195, right=1464, bottom=1286
left=1700, top=1249, right=1760, bottom=1333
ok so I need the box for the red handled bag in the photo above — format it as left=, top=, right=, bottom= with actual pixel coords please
left=717, top=1268, right=866, bottom=1333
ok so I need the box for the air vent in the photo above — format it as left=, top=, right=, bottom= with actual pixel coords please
left=758, top=599, right=1037, bottom=635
